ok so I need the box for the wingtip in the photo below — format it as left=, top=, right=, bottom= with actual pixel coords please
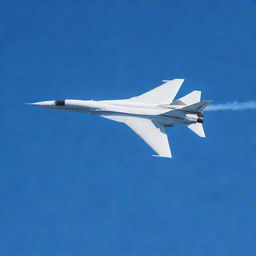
left=162, top=78, right=185, bottom=83
left=152, top=154, right=172, bottom=159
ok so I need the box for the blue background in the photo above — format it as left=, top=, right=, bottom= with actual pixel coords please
left=1, top=1, right=256, bottom=255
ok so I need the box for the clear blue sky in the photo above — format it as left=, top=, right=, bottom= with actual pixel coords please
left=1, top=1, right=256, bottom=255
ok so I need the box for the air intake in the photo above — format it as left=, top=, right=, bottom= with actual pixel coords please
left=54, top=100, right=65, bottom=106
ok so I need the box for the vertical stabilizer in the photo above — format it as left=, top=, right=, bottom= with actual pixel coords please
left=182, top=101, right=212, bottom=112
left=187, top=123, right=205, bottom=138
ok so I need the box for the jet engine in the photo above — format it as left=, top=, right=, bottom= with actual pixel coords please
left=197, top=112, right=204, bottom=123
left=186, top=112, right=204, bottom=123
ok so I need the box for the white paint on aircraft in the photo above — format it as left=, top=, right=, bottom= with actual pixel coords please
left=29, top=79, right=212, bottom=158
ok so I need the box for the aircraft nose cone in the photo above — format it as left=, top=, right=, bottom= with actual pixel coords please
left=27, top=101, right=55, bottom=107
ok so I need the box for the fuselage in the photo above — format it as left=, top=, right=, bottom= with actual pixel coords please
left=31, top=99, right=202, bottom=126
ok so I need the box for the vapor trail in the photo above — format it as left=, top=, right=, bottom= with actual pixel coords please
left=205, top=101, right=256, bottom=111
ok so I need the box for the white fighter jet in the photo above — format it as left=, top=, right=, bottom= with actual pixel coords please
left=29, top=79, right=212, bottom=158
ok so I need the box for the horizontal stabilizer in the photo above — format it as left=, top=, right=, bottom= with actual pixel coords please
left=175, top=91, right=201, bottom=105
left=187, top=123, right=205, bottom=138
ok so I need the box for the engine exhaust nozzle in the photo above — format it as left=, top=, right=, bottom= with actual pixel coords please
left=197, top=113, right=204, bottom=123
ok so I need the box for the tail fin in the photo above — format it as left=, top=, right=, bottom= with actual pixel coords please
left=173, top=91, right=201, bottom=105
left=183, top=101, right=212, bottom=112
left=187, top=123, right=205, bottom=137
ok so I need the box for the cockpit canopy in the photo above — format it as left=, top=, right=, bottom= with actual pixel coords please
left=54, top=100, right=65, bottom=106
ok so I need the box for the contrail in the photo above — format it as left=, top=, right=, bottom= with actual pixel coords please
left=205, top=101, right=256, bottom=111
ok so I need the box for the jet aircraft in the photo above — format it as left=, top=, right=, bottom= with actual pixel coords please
left=29, top=79, right=212, bottom=158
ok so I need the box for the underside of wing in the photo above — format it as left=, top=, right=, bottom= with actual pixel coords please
left=101, top=115, right=172, bottom=158
left=130, top=79, right=184, bottom=105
